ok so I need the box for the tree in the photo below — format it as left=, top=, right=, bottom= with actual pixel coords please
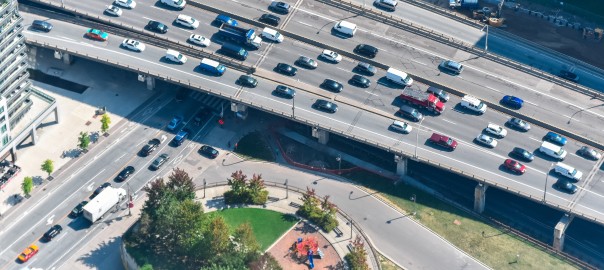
left=248, top=253, right=283, bottom=270
left=225, top=170, right=249, bottom=204
left=248, top=174, right=268, bottom=205
left=167, top=168, right=196, bottom=201
left=206, top=216, right=231, bottom=256
left=100, top=113, right=111, bottom=133
left=22, top=176, right=33, bottom=196
left=233, top=222, right=260, bottom=254
left=41, top=159, right=54, bottom=178
left=78, top=131, right=91, bottom=150
left=344, top=236, right=369, bottom=270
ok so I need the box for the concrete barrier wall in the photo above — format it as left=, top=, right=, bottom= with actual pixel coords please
left=120, top=238, right=141, bottom=270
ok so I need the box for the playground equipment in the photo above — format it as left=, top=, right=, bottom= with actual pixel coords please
left=290, top=237, right=324, bottom=269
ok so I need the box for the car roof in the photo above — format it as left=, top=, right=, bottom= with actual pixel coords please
left=217, top=14, right=230, bottom=21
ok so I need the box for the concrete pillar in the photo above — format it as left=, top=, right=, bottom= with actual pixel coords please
left=231, top=102, right=248, bottom=120
left=30, top=127, right=38, bottom=145
left=28, top=46, right=37, bottom=68
left=54, top=107, right=60, bottom=124
left=553, top=213, right=574, bottom=251
left=10, top=146, right=16, bottom=162
left=474, top=183, right=488, bottom=213
left=396, top=156, right=407, bottom=176
left=62, top=52, right=73, bottom=65
left=145, top=76, right=155, bottom=91
left=317, top=129, right=329, bottom=144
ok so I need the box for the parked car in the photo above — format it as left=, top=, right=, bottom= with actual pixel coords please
left=85, top=28, right=109, bottom=41
left=439, top=59, right=463, bottom=75
left=506, top=117, right=530, bottom=131
left=501, top=95, right=523, bottom=109
left=92, top=182, right=112, bottom=198
left=544, top=132, right=567, bottom=146
left=484, top=123, right=507, bottom=138
left=354, top=44, right=378, bottom=58
left=274, top=85, right=296, bottom=99
left=237, top=75, right=258, bottom=88
left=146, top=20, right=168, bottom=33
left=389, top=120, right=412, bottom=134
left=43, top=225, right=63, bottom=241
left=475, top=134, right=498, bottom=148
left=355, top=62, right=377, bottom=76
left=578, top=146, right=602, bottom=160
left=313, top=100, right=338, bottom=113
left=554, top=179, right=578, bottom=194
left=504, top=159, right=526, bottom=174
left=350, top=75, right=371, bottom=88
left=214, top=14, right=238, bottom=26
left=115, top=166, right=135, bottom=182
left=511, top=147, right=534, bottom=162
left=189, top=34, right=211, bottom=47
left=199, top=145, right=219, bottom=159
left=275, top=63, right=297, bottom=76
left=559, top=70, right=579, bottom=82
left=320, top=49, right=342, bottom=63
left=150, top=154, right=170, bottom=170
left=121, top=39, right=146, bottom=52
left=269, top=1, right=290, bottom=14
left=167, top=116, right=183, bottom=131
left=104, top=5, right=122, bottom=16
left=321, top=79, right=343, bottom=92
left=259, top=13, right=281, bottom=26
left=69, top=201, right=88, bottom=218
left=141, top=138, right=161, bottom=156
left=18, top=245, right=39, bottom=262
left=32, top=20, right=53, bottom=32
left=429, top=133, right=457, bottom=151
left=295, top=56, right=318, bottom=69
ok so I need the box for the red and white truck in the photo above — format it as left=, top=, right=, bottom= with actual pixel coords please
left=399, top=88, right=445, bottom=114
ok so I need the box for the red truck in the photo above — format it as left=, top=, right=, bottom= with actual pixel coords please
left=400, top=88, right=445, bottom=114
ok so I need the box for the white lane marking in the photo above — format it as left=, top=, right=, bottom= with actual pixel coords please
left=365, top=91, right=379, bottom=96
left=411, top=59, right=427, bottom=66
left=142, top=16, right=155, bottom=21
left=297, top=21, right=313, bottom=27
left=441, top=119, right=456, bottom=125
left=114, top=153, right=126, bottom=162
left=524, top=100, right=537, bottom=106
left=46, top=215, right=55, bottom=225
left=336, top=67, right=350, bottom=73
left=528, top=137, right=541, bottom=142
left=179, top=29, right=193, bottom=34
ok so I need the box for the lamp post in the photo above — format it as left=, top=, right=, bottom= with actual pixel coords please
left=415, top=118, right=424, bottom=158
left=481, top=24, right=489, bottom=52
left=411, top=194, right=417, bottom=216
left=292, top=95, right=295, bottom=119
left=349, top=216, right=353, bottom=239
left=285, top=179, right=289, bottom=199
left=543, top=163, right=554, bottom=202
left=203, top=178, right=207, bottom=199
left=127, top=182, right=132, bottom=216
left=336, top=154, right=342, bottom=174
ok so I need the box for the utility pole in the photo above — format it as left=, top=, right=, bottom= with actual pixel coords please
left=285, top=179, right=289, bottom=199
left=481, top=24, right=489, bottom=52
left=203, top=178, right=207, bottom=199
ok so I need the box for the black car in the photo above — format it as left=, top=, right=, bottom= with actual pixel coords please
left=259, top=13, right=281, bottom=26
left=237, top=75, right=258, bottom=88
left=354, top=44, right=378, bottom=58
left=199, top=145, right=219, bottom=159
left=43, top=225, right=63, bottom=241
left=32, top=20, right=53, bottom=32
left=321, top=79, right=343, bottom=93
left=275, top=63, right=297, bottom=76
left=295, top=56, right=318, bottom=69
left=355, top=62, right=377, bottom=76
left=511, top=147, right=534, bottom=162
left=141, top=138, right=161, bottom=156
left=350, top=75, right=371, bottom=88
left=313, top=100, right=338, bottom=113
left=578, top=146, right=601, bottom=160
left=150, top=154, right=170, bottom=170
left=92, top=182, right=112, bottom=197
left=558, top=70, right=579, bottom=82
left=194, top=108, right=213, bottom=125
left=116, top=166, right=135, bottom=182
left=269, top=1, right=290, bottom=14
left=554, top=179, right=578, bottom=194
left=146, top=20, right=168, bottom=33
left=274, top=85, right=296, bottom=99
left=69, top=201, right=88, bottom=218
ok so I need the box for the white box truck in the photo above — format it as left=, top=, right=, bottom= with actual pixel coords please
left=83, top=187, right=126, bottom=223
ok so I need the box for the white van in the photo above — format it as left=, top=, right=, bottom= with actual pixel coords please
left=160, top=0, right=186, bottom=9
left=386, top=67, right=413, bottom=86
left=333, top=21, right=357, bottom=37
left=554, top=162, right=583, bottom=181
left=460, top=95, right=487, bottom=114
left=539, top=141, right=567, bottom=160
left=261, top=28, right=284, bottom=43
left=165, top=49, right=187, bottom=64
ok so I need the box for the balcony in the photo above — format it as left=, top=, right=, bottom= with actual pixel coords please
left=0, top=51, right=25, bottom=69
left=0, top=70, right=27, bottom=96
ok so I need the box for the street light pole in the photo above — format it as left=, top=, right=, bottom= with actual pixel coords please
left=127, top=182, right=132, bottom=216
left=543, top=163, right=554, bottom=202
left=481, top=24, right=489, bottom=52
left=415, top=118, right=424, bottom=158
left=292, top=95, right=295, bottom=119
left=203, top=178, right=207, bottom=199
left=349, top=216, right=353, bottom=239
left=285, top=179, right=289, bottom=199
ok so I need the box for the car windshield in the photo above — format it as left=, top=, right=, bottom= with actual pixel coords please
left=446, top=138, right=453, bottom=145
left=570, top=169, right=577, bottom=176
left=513, top=163, right=521, bottom=169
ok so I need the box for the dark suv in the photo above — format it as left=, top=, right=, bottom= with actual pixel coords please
left=259, top=13, right=281, bottom=26
left=43, top=225, right=63, bottom=241
left=269, top=1, right=290, bottom=14
left=354, top=44, right=378, bottom=58
left=32, top=20, right=53, bottom=32
left=146, top=20, right=168, bottom=33
left=398, top=105, right=423, bottom=122
left=141, top=138, right=161, bottom=156
left=237, top=75, right=258, bottom=88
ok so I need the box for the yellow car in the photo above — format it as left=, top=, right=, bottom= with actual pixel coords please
left=18, top=244, right=39, bottom=262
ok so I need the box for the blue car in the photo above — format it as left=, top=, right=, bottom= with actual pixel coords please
left=544, top=132, right=567, bottom=146
left=501, top=95, right=523, bottom=109
left=167, top=116, right=183, bottom=131
left=171, top=129, right=189, bottom=146
left=215, top=14, right=238, bottom=26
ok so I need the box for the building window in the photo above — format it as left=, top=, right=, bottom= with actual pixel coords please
left=2, top=134, right=8, bottom=145
left=0, top=106, right=4, bottom=114
left=0, top=124, right=6, bottom=133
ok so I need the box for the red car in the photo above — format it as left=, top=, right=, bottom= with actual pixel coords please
left=85, top=28, right=109, bottom=41
left=504, top=159, right=526, bottom=174
left=429, top=133, right=457, bottom=151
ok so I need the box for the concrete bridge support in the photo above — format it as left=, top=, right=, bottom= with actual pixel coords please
left=62, top=52, right=73, bottom=65
left=230, top=102, right=248, bottom=120
left=474, top=183, right=488, bottom=213
left=395, top=155, right=408, bottom=176
left=553, top=213, right=574, bottom=251
left=145, top=76, right=155, bottom=91
left=311, top=126, right=329, bottom=144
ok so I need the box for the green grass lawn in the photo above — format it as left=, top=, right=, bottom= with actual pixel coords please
left=210, top=208, right=299, bottom=250
left=344, top=170, right=580, bottom=270
left=235, top=131, right=275, bottom=162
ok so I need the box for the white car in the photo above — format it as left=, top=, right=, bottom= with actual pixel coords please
left=165, top=49, right=187, bottom=64
left=105, top=5, right=122, bottom=16
left=484, top=123, right=507, bottom=138
left=114, top=0, right=136, bottom=9
left=390, top=120, right=412, bottom=134
left=321, top=49, right=342, bottom=63
left=188, top=34, right=210, bottom=47
left=121, top=39, right=146, bottom=52
left=175, top=14, right=199, bottom=29
left=475, top=134, right=498, bottom=148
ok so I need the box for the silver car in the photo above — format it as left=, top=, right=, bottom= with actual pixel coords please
left=390, top=120, right=412, bottom=134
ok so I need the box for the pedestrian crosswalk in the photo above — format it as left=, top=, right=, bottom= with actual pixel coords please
left=188, top=90, right=229, bottom=114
